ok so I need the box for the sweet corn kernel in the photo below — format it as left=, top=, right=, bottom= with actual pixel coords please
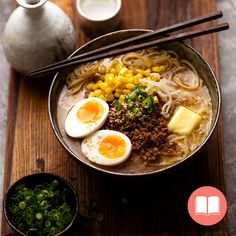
left=127, top=69, right=133, bottom=75
left=152, top=66, right=166, bottom=73
left=126, top=83, right=135, bottom=90
left=159, top=65, right=166, bottom=72
left=99, top=65, right=107, bottom=74
left=97, top=80, right=103, bottom=87
left=92, top=83, right=99, bottom=91
left=94, top=89, right=102, bottom=96
left=134, top=68, right=144, bottom=74
left=148, top=89, right=154, bottom=95
left=123, top=89, right=131, bottom=95
left=99, top=82, right=108, bottom=90
left=115, top=80, right=122, bottom=88
left=105, top=94, right=114, bottom=102
left=105, top=87, right=113, bottom=94
left=88, top=92, right=94, bottom=98
left=114, top=93, right=121, bottom=98
left=119, top=95, right=125, bottom=101
left=135, top=73, right=143, bottom=80
left=99, top=95, right=107, bottom=101
left=111, top=60, right=119, bottom=67
left=127, top=77, right=134, bottom=83
left=151, top=74, right=160, bottom=82
left=116, top=64, right=123, bottom=73
left=119, top=83, right=127, bottom=89
left=105, top=74, right=114, bottom=84
left=144, top=69, right=151, bottom=77
left=124, top=75, right=131, bottom=82
left=145, top=59, right=153, bottom=68
left=119, top=67, right=128, bottom=75
left=134, top=74, right=142, bottom=83
left=153, top=96, right=159, bottom=103
left=119, top=76, right=127, bottom=83
left=152, top=66, right=160, bottom=72
left=115, top=89, right=122, bottom=94
left=86, top=83, right=94, bottom=90
left=109, top=68, right=116, bottom=74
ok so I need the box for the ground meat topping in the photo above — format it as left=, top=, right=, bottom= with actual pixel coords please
left=105, top=101, right=173, bottom=162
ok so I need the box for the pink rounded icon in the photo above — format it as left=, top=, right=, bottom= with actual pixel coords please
left=188, top=186, right=227, bottom=226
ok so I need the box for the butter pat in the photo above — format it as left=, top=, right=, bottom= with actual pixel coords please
left=168, top=106, right=201, bottom=136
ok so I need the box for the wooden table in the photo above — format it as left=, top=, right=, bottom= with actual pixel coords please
left=2, top=0, right=227, bottom=235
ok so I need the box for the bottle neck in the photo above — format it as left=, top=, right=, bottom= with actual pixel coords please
left=16, top=0, right=47, bottom=10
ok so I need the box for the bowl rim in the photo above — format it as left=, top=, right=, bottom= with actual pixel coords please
left=48, top=29, right=221, bottom=177
left=3, top=172, right=79, bottom=236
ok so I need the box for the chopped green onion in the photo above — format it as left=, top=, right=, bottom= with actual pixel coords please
left=115, top=100, right=122, bottom=111
left=45, top=220, right=51, bottom=228
left=40, top=200, right=47, bottom=207
left=19, top=201, right=26, bottom=210
left=52, top=180, right=59, bottom=187
left=115, top=86, right=156, bottom=118
left=36, top=193, right=44, bottom=201
left=48, top=191, right=54, bottom=198
left=9, top=180, right=73, bottom=235
left=35, top=212, right=43, bottom=220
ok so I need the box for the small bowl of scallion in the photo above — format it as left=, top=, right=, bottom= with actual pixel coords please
left=4, top=172, right=78, bottom=236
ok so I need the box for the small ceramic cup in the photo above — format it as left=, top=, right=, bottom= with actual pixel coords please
left=77, top=0, right=121, bottom=37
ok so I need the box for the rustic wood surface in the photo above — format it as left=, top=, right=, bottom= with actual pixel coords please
left=2, top=0, right=227, bottom=235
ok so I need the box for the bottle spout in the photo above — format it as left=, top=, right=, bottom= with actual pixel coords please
left=16, top=0, right=47, bottom=9
left=26, top=0, right=41, bottom=4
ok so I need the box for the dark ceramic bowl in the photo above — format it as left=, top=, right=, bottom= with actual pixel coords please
left=4, top=172, right=78, bottom=235
left=48, top=29, right=221, bottom=176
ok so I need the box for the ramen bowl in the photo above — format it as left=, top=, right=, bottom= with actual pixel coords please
left=48, top=29, right=220, bottom=176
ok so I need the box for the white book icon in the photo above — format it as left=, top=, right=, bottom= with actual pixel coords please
left=195, top=196, right=220, bottom=215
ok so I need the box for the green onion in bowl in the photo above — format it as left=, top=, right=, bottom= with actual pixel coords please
left=4, top=173, right=78, bottom=236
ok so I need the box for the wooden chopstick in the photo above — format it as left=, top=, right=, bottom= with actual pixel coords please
left=29, top=11, right=223, bottom=76
left=29, top=22, right=229, bottom=76
left=29, top=11, right=223, bottom=75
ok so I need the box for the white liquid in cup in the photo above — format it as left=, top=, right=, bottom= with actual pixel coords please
left=80, top=0, right=118, bottom=21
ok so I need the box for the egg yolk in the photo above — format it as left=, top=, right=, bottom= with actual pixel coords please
left=99, top=135, right=126, bottom=158
left=77, top=100, right=104, bottom=123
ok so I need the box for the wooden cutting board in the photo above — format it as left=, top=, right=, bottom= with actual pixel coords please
left=2, top=0, right=227, bottom=235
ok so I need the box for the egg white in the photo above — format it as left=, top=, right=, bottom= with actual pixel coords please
left=65, top=98, right=109, bottom=138
left=81, top=130, right=132, bottom=166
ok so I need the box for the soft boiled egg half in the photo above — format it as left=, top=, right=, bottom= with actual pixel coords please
left=81, top=130, right=132, bottom=166
left=65, top=98, right=109, bottom=138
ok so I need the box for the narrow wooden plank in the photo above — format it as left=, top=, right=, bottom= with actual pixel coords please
left=120, top=0, right=146, bottom=29
left=2, top=0, right=227, bottom=235
left=2, top=69, right=20, bottom=235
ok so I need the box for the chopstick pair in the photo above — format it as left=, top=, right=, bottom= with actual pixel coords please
left=29, top=11, right=229, bottom=77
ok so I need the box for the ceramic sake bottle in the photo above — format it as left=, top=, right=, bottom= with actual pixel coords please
left=3, top=0, right=77, bottom=75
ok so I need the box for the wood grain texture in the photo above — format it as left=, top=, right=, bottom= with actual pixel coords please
left=2, top=0, right=227, bottom=235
